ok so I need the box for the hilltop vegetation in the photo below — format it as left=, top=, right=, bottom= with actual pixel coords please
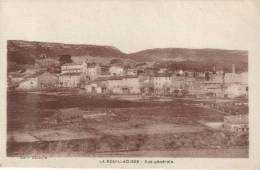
left=7, top=40, right=248, bottom=73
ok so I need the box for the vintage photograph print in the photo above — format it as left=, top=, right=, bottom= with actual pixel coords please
left=7, top=40, right=248, bottom=158
left=3, top=1, right=254, bottom=160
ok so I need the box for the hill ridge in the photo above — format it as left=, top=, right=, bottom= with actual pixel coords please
left=7, top=40, right=248, bottom=72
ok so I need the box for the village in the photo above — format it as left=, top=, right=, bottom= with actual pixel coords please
left=8, top=54, right=248, bottom=99
left=7, top=55, right=249, bottom=157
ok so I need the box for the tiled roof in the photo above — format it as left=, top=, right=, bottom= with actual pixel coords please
left=95, top=77, right=110, bottom=81
left=25, top=71, right=45, bottom=78
left=108, top=75, right=139, bottom=80
left=124, top=75, right=138, bottom=78
left=154, top=73, right=172, bottom=77
left=62, top=62, right=82, bottom=66
left=60, top=72, right=81, bottom=76
left=38, top=71, right=58, bottom=77
left=204, top=81, right=222, bottom=84
left=108, top=76, right=124, bottom=80
left=94, top=75, right=138, bottom=82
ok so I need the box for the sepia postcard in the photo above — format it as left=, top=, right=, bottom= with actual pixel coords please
left=0, top=0, right=260, bottom=169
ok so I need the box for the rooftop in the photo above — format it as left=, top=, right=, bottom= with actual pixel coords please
left=60, top=72, right=81, bottom=76
left=154, top=73, right=172, bottom=77
left=93, top=75, right=139, bottom=82
left=62, top=62, right=83, bottom=66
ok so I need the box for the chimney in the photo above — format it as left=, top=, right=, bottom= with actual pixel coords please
left=232, top=64, right=235, bottom=74
left=213, top=65, right=216, bottom=74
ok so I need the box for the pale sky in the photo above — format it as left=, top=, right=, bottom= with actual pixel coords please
left=1, top=0, right=260, bottom=53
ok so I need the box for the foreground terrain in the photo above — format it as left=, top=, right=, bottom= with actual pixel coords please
left=7, top=91, right=248, bottom=157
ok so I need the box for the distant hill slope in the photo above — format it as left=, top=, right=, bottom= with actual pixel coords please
left=7, top=40, right=248, bottom=73
left=7, top=40, right=127, bottom=65
left=128, top=48, right=248, bottom=72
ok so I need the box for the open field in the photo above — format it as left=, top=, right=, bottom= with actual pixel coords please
left=7, top=91, right=248, bottom=157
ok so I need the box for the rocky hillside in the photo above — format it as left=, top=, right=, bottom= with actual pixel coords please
left=128, top=48, right=248, bottom=72
left=7, top=40, right=127, bottom=65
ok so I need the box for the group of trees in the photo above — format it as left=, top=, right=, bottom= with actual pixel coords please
left=59, top=54, right=73, bottom=65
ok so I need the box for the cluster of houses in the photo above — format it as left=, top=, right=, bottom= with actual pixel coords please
left=8, top=60, right=248, bottom=98
left=223, top=114, right=248, bottom=133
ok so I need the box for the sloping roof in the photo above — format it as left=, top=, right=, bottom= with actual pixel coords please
left=25, top=71, right=46, bottom=78
left=154, top=73, right=172, bottom=77
left=40, top=71, right=57, bottom=76
left=60, top=72, right=81, bottom=76
left=124, top=75, right=138, bottom=79
left=204, top=80, right=222, bottom=84
left=18, top=76, right=38, bottom=84
left=107, top=75, right=139, bottom=80
left=86, top=80, right=106, bottom=87
left=95, top=77, right=110, bottom=81
left=62, top=62, right=82, bottom=66
left=110, top=65, right=124, bottom=68
left=108, top=76, right=124, bottom=80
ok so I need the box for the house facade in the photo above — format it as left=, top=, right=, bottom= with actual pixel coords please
left=61, top=62, right=87, bottom=74
left=107, top=76, right=124, bottom=94
left=38, top=72, right=58, bottom=88
left=109, top=65, right=125, bottom=76
left=85, top=75, right=141, bottom=94
left=126, top=68, right=138, bottom=76
left=87, top=63, right=101, bottom=80
left=58, top=72, right=81, bottom=88
left=121, top=75, right=140, bottom=94
left=85, top=77, right=109, bottom=94
left=223, top=114, right=248, bottom=133
left=225, top=83, right=247, bottom=98
left=224, top=72, right=248, bottom=98
left=17, top=77, right=38, bottom=89
left=203, top=81, right=223, bottom=97
left=153, top=73, right=172, bottom=95
left=59, top=62, right=102, bottom=88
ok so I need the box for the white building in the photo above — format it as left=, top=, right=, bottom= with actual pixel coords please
left=126, top=68, right=137, bottom=76
left=17, top=77, right=38, bottom=89
left=85, top=77, right=109, bottom=94
left=153, top=73, right=172, bottom=94
left=86, top=75, right=141, bottom=94
left=61, top=62, right=87, bottom=74
left=85, top=82, right=102, bottom=94
left=109, top=65, right=125, bottom=76
left=58, top=72, right=81, bottom=88
left=121, top=75, right=140, bottom=94
left=224, top=114, right=248, bottom=133
left=225, top=83, right=247, bottom=98
left=59, top=62, right=101, bottom=88
left=87, top=63, right=101, bottom=80
left=224, top=72, right=248, bottom=98
left=171, top=76, right=185, bottom=90
left=107, top=76, right=124, bottom=94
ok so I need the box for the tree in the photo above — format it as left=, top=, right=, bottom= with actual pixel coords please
left=59, top=55, right=72, bottom=65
